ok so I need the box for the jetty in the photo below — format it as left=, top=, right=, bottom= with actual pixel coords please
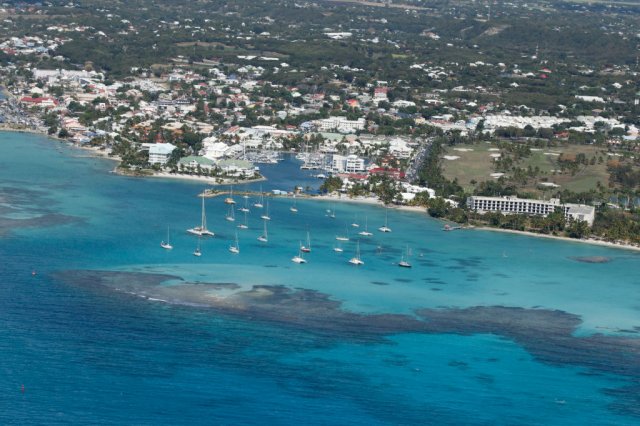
left=200, top=189, right=311, bottom=199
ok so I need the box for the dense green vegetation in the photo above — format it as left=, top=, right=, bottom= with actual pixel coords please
left=413, top=138, right=640, bottom=243
left=4, top=0, right=640, bottom=106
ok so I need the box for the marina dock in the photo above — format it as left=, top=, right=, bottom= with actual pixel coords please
left=200, top=189, right=311, bottom=199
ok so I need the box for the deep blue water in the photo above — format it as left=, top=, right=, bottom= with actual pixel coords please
left=1, top=132, right=640, bottom=425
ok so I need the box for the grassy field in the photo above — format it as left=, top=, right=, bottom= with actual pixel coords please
left=442, top=142, right=610, bottom=195
left=523, top=145, right=609, bottom=193
left=441, top=142, right=498, bottom=190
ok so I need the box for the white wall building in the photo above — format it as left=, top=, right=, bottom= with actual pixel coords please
left=217, top=159, right=257, bottom=177
left=388, top=138, right=413, bottom=159
left=332, top=154, right=366, bottom=173
left=148, top=143, right=176, bottom=165
left=316, top=117, right=366, bottom=134
left=202, top=136, right=230, bottom=160
left=467, top=196, right=595, bottom=226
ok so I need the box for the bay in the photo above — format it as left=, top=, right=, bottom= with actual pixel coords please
left=1, top=132, right=639, bottom=425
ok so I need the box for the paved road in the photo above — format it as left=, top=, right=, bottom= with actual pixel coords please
left=405, top=137, right=434, bottom=183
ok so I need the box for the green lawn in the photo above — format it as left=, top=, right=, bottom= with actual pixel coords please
left=442, top=142, right=610, bottom=195
left=441, top=142, right=499, bottom=191
left=520, top=145, right=609, bottom=193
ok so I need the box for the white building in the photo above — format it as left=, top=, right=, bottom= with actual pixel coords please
left=392, top=100, right=416, bottom=108
left=202, top=136, right=230, bottom=160
left=32, top=68, right=101, bottom=83
left=332, top=154, right=366, bottom=173
left=316, top=117, right=366, bottom=134
left=575, top=95, right=606, bottom=103
left=178, top=156, right=216, bottom=171
left=217, top=159, right=258, bottom=178
left=148, top=143, right=177, bottom=165
left=467, top=196, right=595, bottom=226
left=325, top=32, right=353, bottom=40
left=388, top=138, right=413, bottom=159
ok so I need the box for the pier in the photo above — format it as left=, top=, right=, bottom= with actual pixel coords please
left=200, top=189, right=311, bottom=199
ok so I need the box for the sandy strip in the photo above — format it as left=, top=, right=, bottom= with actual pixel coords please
left=473, top=226, right=640, bottom=252
left=129, top=171, right=266, bottom=186
left=312, top=194, right=428, bottom=213
left=72, top=144, right=121, bottom=162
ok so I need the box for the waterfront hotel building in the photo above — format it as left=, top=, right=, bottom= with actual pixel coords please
left=466, top=196, right=596, bottom=226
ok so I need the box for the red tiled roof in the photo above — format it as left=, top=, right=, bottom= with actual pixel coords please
left=20, top=96, right=58, bottom=105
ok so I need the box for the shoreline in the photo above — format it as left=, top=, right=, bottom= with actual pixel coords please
left=2, top=128, right=638, bottom=253
left=0, top=125, right=123, bottom=163
left=473, top=226, right=640, bottom=253
left=314, top=193, right=640, bottom=252
left=72, top=144, right=121, bottom=163
left=0, top=125, right=48, bottom=135
left=312, top=193, right=429, bottom=214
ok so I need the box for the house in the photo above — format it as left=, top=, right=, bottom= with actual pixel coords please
left=373, top=87, right=388, bottom=103
left=217, top=159, right=257, bottom=177
left=62, top=117, right=87, bottom=133
left=148, top=143, right=176, bottom=165
left=178, top=156, right=215, bottom=171
left=369, top=167, right=405, bottom=180
left=19, top=96, right=58, bottom=108
left=346, top=99, right=359, bottom=108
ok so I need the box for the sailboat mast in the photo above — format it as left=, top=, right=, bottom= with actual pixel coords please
left=201, top=196, right=206, bottom=229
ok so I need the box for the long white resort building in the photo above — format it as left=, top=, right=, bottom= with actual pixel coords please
left=467, top=196, right=596, bottom=226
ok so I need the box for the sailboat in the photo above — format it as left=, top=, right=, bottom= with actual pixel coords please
left=358, top=216, right=373, bottom=236
left=333, top=241, right=344, bottom=253
left=225, top=204, right=235, bottom=222
left=351, top=214, right=360, bottom=228
left=253, top=185, right=264, bottom=208
left=349, top=240, right=364, bottom=265
left=290, top=198, right=298, bottom=213
left=326, top=203, right=336, bottom=219
left=193, top=236, right=202, bottom=257
left=291, top=242, right=307, bottom=264
left=379, top=209, right=392, bottom=233
left=160, top=226, right=173, bottom=250
left=239, top=196, right=250, bottom=213
left=224, top=185, right=236, bottom=205
left=229, top=232, right=240, bottom=254
left=301, top=231, right=311, bottom=253
left=257, top=219, right=268, bottom=243
left=187, top=196, right=215, bottom=237
left=237, top=210, right=249, bottom=229
left=260, top=200, right=271, bottom=221
left=335, top=225, right=349, bottom=241
left=399, top=245, right=411, bottom=268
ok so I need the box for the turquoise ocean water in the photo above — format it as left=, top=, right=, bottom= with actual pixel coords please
left=1, top=132, right=639, bottom=424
